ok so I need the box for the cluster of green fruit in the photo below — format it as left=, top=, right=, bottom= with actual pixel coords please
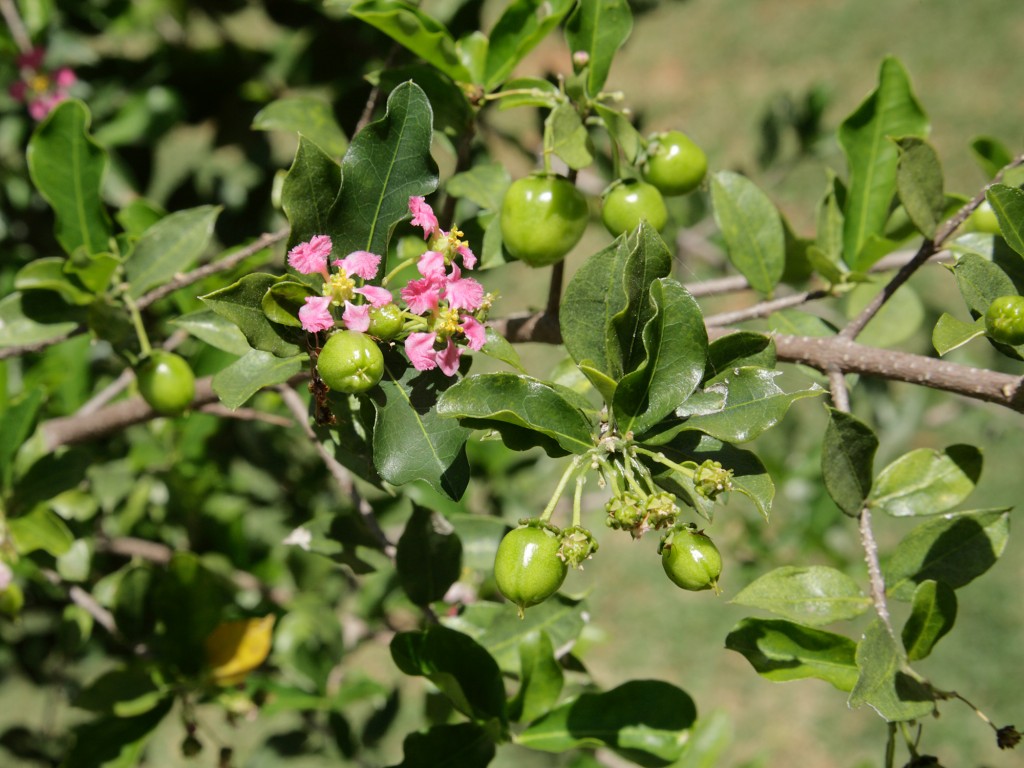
left=501, top=130, right=707, bottom=267
left=494, top=517, right=722, bottom=617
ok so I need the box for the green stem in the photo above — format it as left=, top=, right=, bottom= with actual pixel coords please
left=595, top=456, right=622, bottom=496
left=634, top=447, right=695, bottom=481
left=381, top=256, right=418, bottom=287
left=539, top=457, right=582, bottom=524
left=572, top=475, right=584, bottom=528
left=124, top=295, right=152, bottom=358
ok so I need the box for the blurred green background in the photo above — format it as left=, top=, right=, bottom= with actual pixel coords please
left=2, top=0, right=1022, bottom=766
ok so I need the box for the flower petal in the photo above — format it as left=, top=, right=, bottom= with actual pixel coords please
left=405, top=332, right=438, bottom=371
left=298, top=295, right=334, bottom=333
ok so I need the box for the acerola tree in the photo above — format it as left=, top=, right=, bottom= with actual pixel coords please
left=0, top=1, right=1022, bottom=767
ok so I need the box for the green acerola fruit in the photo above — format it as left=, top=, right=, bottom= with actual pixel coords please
left=985, top=295, right=1024, bottom=346
left=501, top=175, right=589, bottom=267
left=661, top=527, right=722, bottom=592
left=317, top=330, right=385, bottom=394
left=494, top=525, right=568, bottom=616
left=136, top=351, right=196, bottom=417
left=642, top=130, right=708, bottom=196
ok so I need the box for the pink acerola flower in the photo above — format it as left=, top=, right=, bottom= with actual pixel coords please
left=333, top=250, right=381, bottom=281
left=9, top=49, right=77, bottom=121
left=405, top=332, right=439, bottom=371
left=417, top=250, right=447, bottom=280
left=298, top=296, right=334, bottom=333
left=460, top=316, right=486, bottom=350
left=288, top=235, right=333, bottom=277
left=401, top=276, right=443, bottom=315
left=444, top=265, right=485, bottom=312
left=409, top=196, right=440, bottom=239
left=343, top=302, right=372, bottom=332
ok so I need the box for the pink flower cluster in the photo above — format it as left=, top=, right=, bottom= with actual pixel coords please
left=287, top=196, right=490, bottom=377
left=8, top=48, right=76, bottom=121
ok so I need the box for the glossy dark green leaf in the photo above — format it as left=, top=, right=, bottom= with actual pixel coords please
left=212, top=350, right=305, bottom=409
left=14, top=258, right=95, bottom=305
left=444, top=595, right=586, bottom=673
left=173, top=310, right=251, bottom=356
left=436, top=372, right=595, bottom=455
left=27, top=100, right=112, bottom=256
left=710, top=171, right=785, bottom=296
left=702, top=331, right=775, bottom=383
left=848, top=619, right=935, bottom=722
left=396, top=505, right=463, bottom=606
left=902, top=580, right=956, bottom=661
left=932, top=313, right=985, bottom=356
left=349, top=0, right=471, bottom=83
left=894, top=137, right=944, bottom=237
left=517, top=680, right=696, bottom=766
left=868, top=445, right=982, bottom=517
left=615, top=278, right=708, bottom=436
left=201, top=273, right=304, bottom=357
left=0, top=388, right=43, bottom=491
left=564, top=0, right=633, bottom=96
left=646, top=368, right=822, bottom=445
left=884, top=508, right=1010, bottom=601
left=328, top=82, right=438, bottom=259
left=612, top=223, right=675, bottom=376
left=389, top=723, right=496, bottom=768
left=112, top=566, right=156, bottom=642
left=484, top=0, right=576, bottom=91
left=262, top=280, right=319, bottom=328
left=725, top=617, right=859, bottom=691
left=63, top=697, right=172, bottom=768
left=987, top=183, right=1024, bottom=257
left=282, top=137, right=343, bottom=251
left=152, top=553, right=229, bottom=676
left=370, top=64, right=474, bottom=138
left=821, top=407, right=877, bottom=516
left=390, top=625, right=506, bottom=726
left=251, top=96, right=348, bottom=157
left=839, top=57, right=928, bottom=270
left=952, top=253, right=1015, bottom=317
left=970, top=135, right=1012, bottom=178
left=731, top=566, right=871, bottom=626
left=544, top=102, right=592, bottom=170
left=373, top=355, right=470, bottom=500
left=479, top=326, right=526, bottom=373
left=8, top=506, right=74, bottom=556
left=125, top=205, right=220, bottom=299
left=508, top=630, right=564, bottom=724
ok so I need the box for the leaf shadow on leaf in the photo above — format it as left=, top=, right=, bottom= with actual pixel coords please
left=892, top=516, right=999, bottom=596
left=893, top=670, right=934, bottom=706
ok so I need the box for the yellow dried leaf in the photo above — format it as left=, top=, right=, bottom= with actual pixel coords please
left=204, top=615, right=275, bottom=685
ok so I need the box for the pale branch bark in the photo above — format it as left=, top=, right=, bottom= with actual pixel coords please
left=41, top=569, right=120, bottom=637
left=859, top=506, right=895, bottom=636
left=0, top=0, right=32, bottom=54
left=827, top=368, right=849, bottom=412
left=136, top=228, right=287, bottom=310
left=704, top=289, right=829, bottom=327
left=198, top=403, right=294, bottom=427
left=840, top=153, right=1024, bottom=342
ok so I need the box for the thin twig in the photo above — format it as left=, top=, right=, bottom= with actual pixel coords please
left=137, top=228, right=287, bottom=310
left=0, top=0, right=32, bottom=54
left=858, top=507, right=894, bottom=635
left=704, top=289, right=829, bottom=327
left=841, top=153, right=1024, bottom=342
left=827, top=368, right=849, bottom=412
left=198, top=403, right=294, bottom=427
left=41, top=569, right=120, bottom=637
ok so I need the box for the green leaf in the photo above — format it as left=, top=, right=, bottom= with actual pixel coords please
left=821, top=407, right=877, bottom=516
left=646, top=368, right=822, bottom=445
left=932, top=313, right=985, bottom=356
left=389, top=723, right=496, bottom=768
left=868, top=445, right=982, bottom=517
left=479, top=326, right=526, bottom=373
left=125, top=205, right=220, bottom=299
left=483, top=0, right=576, bottom=91
left=446, top=162, right=511, bottom=212
left=8, top=505, right=74, bottom=556
left=561, top=238, right=631, bottom=381
left=614, top=278, right=708, bottom=437
left=390, top=625, right=507, bottom=726
left=508, top=630, right=564, bottom=724
left=843, top=276, right=925, bottom=349
left=373, top=355, right=470, bottom=500
left=884, top=508, right=1011, bottom=601
left=26, top=100, right=112, bottom=256
left=444, top=595, right=586, bottom=674
left=612, top=223, right=675, bottom=376
left=14, top=258, right=95, bottom=305
left=152, top=553, right=229, bottom=675
left=725, top=618, right=859, bottom=692
left=173, top=310, right=252, bottom=356
left=262, top=280, right=319, bottom=327
left=517, top=680, right=696, bottom=766
left=848, top=619, right=935, bottom=722
left=839, top=57, right=929, bottom=270
left=201, top=273, right=303, bottom=357
left=815, top=172, right=846, bottom=265
left=987, top=183, right=1024, bottom=257
left=212, top=350, right=305, bottom=409
left=251, top=96, right=348, bottom=157
left=63, top=698, right=172, bottom=768
left=710, top=170, right=785, bottom=296
left=74, top=667, right=166, bottom=717
left=731, top=566, right=871, bottom=626
left=327, top=82, right=439, bottom=260
left=494, top=77, right=561, bottom=111
left=564, top=0, right=633, bottom=96
left=436, top=372, right=594, bottom=456
left=544, top=102, right=593, bottom=170
left=0, top=388, right=43, bottom=491
left=348, top=0, right=471, bottom=83
left=396, top=505, right=463, bottom=606
left=894, top=137, right=944, bottom=237
left=594, top=103, right=643, bottom=164
left=282, top=137, right=343, bottom=251
left=970, top=135, right=1012, bottom=178
left=703, top=332, right=775, bottom=383
left=902, top=580, right=957, bottom=661
left=951, top=253, right=1016, bottom=320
